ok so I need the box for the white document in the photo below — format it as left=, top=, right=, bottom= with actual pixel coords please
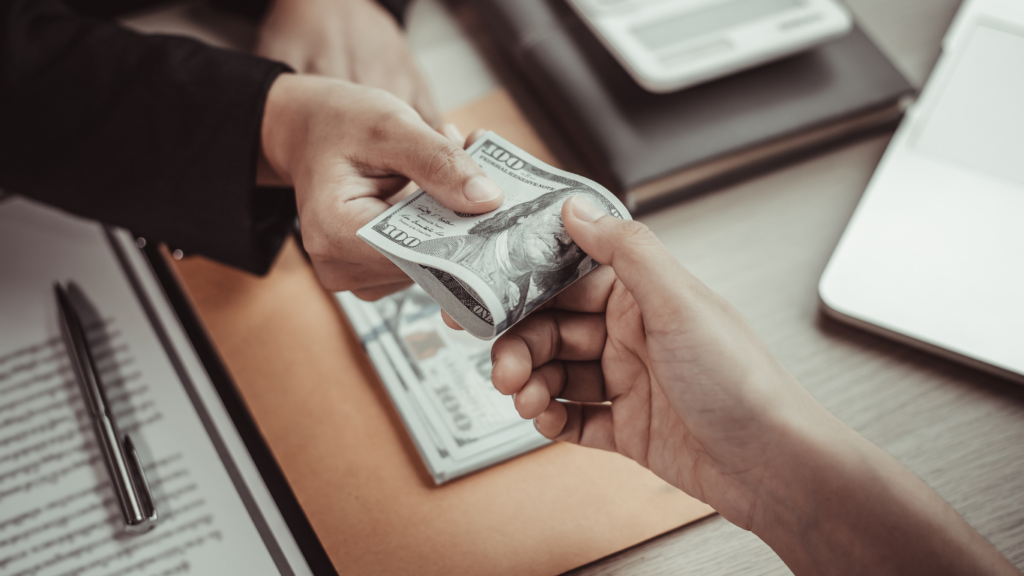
left=0, top=197, right=315, bottom=576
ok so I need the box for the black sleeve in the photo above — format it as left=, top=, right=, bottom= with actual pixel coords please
left=372, top=0, right=413, bottom=24
left=208, top=0, right=414, bottom=25
left=0, top=0, right=296, bottom=275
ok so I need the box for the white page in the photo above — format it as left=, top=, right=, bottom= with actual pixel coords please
left=0, top=197, right=304, bottom=576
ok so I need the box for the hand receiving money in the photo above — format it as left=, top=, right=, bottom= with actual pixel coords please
left=358, top=132, right=631, bottom=339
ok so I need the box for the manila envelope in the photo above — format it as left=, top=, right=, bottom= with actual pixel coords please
left=171, top=89, right=715, bottom=575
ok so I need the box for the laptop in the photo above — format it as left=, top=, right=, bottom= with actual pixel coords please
left=566, top=0, right=853, bottom=93
left=819, top=0, right=1024, bottom=384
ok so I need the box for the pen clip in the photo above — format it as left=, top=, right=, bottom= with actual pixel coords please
left=123, top=434, right=158, bottom=533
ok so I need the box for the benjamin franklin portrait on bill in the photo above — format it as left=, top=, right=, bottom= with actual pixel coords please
left=412, top=187, right=618, bottom=327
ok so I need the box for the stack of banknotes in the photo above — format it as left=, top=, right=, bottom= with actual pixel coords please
left=339, top=133, right=630, bottom=482
left=338, top=287, right=549, bottom=483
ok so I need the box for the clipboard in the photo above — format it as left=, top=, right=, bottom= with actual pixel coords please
left=136, top=234, right=339, bottom=575
left=0, top=196, right=337, bottom=575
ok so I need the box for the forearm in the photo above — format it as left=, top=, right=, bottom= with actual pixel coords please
left=753, top=402, right=1017, bottom=575
left=0, top=0, right=295, bottom=274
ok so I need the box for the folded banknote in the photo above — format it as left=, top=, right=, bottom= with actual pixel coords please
left=358, top=132, right=631, bottom=339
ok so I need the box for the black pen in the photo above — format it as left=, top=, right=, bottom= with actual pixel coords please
left=55, top=283, right=158, bottom=534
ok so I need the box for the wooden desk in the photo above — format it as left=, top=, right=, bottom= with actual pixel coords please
left=422, top=0, right=1024, bottom=573
left=125, top=0, right=1024, bottom=573
left=549, top=0, right=1024, bottom=573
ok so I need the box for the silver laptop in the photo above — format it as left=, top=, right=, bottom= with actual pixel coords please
left=819, top=0, right=1024, bottom=384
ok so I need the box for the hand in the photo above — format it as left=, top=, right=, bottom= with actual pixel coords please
left=259, top=74, right=503, bottom=300
left=255, top=0, right=440, bottom=126
left=488, top=194, right=822, bottom=528
left=487, top=195, right=1019, bottom=576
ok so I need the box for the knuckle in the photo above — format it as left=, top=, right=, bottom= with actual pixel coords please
left=369, top=110, right=403, bottom=142
left=307, top=56, right=335, bottom=76
left=616, top=221, right=661, bottom=252
left=544, top=316, right=562, bottom=365
left=599, top=220, right=662, bottom=269
left=314, top=270, right=349, bottom=293
left=369, top=102, right=420, bottom=142
left=424, top=143, right=464, bottom=184
left=539, top=361, right=567, bottom=396
left=300, top=231, right=332, bottom=262
left=353, top=289, right=386, bottom=302
left=619, top=220, right=655, bottom=244
left=513, top=313, right=560, bottom=367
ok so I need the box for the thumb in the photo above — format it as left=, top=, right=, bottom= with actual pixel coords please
left=386, top=123, right=504, bottom=214
left=562, top=195, right=694, bottom=327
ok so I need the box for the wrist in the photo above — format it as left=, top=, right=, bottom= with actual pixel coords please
left=669, top=367, right=851, bottom=534
left=261, top=73, right=347, bottom=188
left=746, top=393, right=940, bottom=574
left=746, top=392, right=867, bottom=541
left=747, top=402, right=1015, bottom=575
left=260, top=73, right=302, bottom=187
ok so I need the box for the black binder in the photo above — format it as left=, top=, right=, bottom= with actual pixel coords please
left=472, top=0, right=915, bottom=213
left=141, top=241, right=338, bottom=575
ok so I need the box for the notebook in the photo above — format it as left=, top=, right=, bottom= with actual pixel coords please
left=470, top=0, right=915, bottom=212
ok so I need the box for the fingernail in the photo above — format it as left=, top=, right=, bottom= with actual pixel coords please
left=464, top=176, right=502, bottom=203
left=570, top=194, right=606, bottom=223
left=443, top=123, right=464, bottom=143
left=533, top=418, right=541, bottom=431
left=511, top=393, right=517, bottom=403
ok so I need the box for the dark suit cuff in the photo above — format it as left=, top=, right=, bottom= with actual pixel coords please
left=169, top=61, right=298, bottom=276
left=207, top=0, right=271, bottom=21
left=210, top=0, right=413, bottom=25
left=374, top=0, right=413, bottom=25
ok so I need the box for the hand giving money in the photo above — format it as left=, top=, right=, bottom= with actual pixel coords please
left=358, top=132, right=630, bottom=339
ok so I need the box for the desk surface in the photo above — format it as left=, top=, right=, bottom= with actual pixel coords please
left=127, top=0, right=1024, bottom=573
left=414, top=1, right=1024, bottom=573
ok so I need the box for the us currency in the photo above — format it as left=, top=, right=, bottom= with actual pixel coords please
left=337, top=286, right=549, bottom=484
left=358, top=132, right=631, bottom=340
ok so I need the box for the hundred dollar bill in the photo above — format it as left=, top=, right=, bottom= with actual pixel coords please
left=357, top=132, right=631, bottom=340
left=337, top=286, right=549, bottom=484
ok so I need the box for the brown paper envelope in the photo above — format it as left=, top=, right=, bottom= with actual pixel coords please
left=172, top=89, right=715, bottom=576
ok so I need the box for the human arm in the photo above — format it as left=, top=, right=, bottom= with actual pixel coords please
left=254, top=0, right=439, bottom=126
left=1, top=0, right=499, bottom=290
left=487, top=195, right=1019, bottom=575
left=0, top=0, right=294, bottom=274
